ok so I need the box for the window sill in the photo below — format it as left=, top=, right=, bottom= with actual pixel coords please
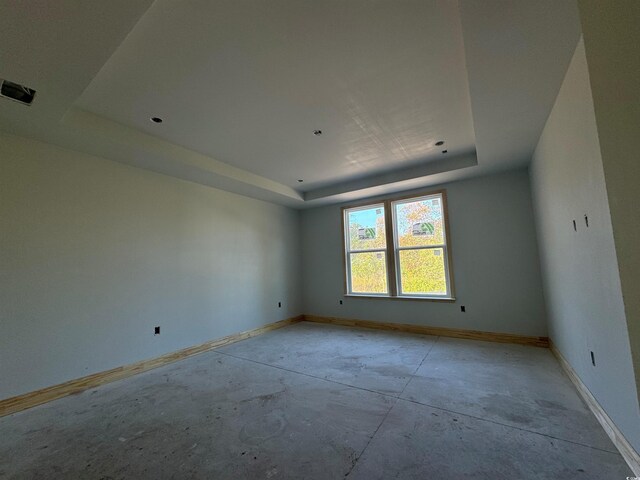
left=344, top=294, right=456, bottom=303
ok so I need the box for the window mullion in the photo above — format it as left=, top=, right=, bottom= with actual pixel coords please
left=397, top=244, right=446, bottom=252
left=383, top=200, right=397, bottom=297
left=347, top=248, right=388, bottom=255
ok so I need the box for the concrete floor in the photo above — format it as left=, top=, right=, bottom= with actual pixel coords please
left=0, top=321, right=632, bottom=479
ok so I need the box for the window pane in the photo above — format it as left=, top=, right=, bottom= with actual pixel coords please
left=347, top=206, right=386, bottom=251
left=395, top=196, right=444, bottom=247
left=349, top=251, right=388, bottom=294
left=398, top=248, right=446, bottom=295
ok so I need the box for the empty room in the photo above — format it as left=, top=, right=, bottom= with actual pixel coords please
left=1, top=1, right=638, bottom=478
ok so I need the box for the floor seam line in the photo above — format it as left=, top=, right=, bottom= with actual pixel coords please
left=398, top=335, right=441, bottom=397
left=214, top=350, right=402, bottom=400
left=342, top=338, right=441, bottom=477
left=344, top=397, right=399, bottom=477
left=214, top=339, right=618, bottom=457
left=214, top=348, right=405, bottom=477
left=396, top=396, right=621, bottom=455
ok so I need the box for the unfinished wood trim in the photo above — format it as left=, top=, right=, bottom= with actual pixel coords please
left=304, top=315, right=549, bottom=348
left=550, top=340, right=640, bottom=475
left=0, top=315, right=304, bottom=418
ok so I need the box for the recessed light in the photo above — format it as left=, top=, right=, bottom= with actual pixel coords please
left=435, top=140, right=444, bottom=146
left=151, top=117, right=163, bottom=123
left=313, top=129, right=322, bottom=136
left=442, top=150, right=448, bottom=154
left=297, top=179, right=304, bottom=183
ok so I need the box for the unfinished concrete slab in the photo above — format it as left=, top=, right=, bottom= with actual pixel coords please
left=0, top=321, right=632, bottom=478
left=348, top=399, right=632, bottom=480
left=400, top=336, right=617, bottom=451
left=0, top=350, right=393, bottom=479
left=216, top=321, right=437, bottom=395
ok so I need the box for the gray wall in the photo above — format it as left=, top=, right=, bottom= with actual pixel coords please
left=578, top=0, right=640, bottom=406
left=0, top=133, right=301, bottom=400
left=301, top=170, right=547, bottom=337
left=530, top=39, right=640, bottom=451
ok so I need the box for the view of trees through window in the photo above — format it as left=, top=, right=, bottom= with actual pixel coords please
left=347, top=206, right=388, bottom=293
left=344, top=193, right=450, bottom=297
left=394, top=196, right=447, bottom=294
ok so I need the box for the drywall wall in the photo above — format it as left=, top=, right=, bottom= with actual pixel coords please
left=301, top=169, right=547, bottom=337
left=530, top=39, right=640, bottom=451
left=0, top=133, right=301, bottom=400
left=578, top=0, right=640, bottom=406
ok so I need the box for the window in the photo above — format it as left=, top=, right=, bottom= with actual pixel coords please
left=342, top=190, right=454, bottom=300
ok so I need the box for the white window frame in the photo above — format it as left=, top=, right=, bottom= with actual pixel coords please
left=342, top=190, right=455, bottom=301
left=343, top=203, right=389, bottom=296
left=391, top=193, right=452, bottom=298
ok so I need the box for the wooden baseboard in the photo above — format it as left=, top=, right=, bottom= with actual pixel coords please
left=0, top=315, right=303, bottom=418
left=550, top=340, right=639, bottom=475
left=303, top=315, right=549, bottom=348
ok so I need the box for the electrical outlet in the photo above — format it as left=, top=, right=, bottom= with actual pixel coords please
left=154, top=326, right=160, bottom=335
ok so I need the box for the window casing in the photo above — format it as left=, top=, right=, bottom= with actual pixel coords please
left=342, top=190, right=454, bottom=300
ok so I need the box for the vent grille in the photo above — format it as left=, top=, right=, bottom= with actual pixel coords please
left=0, top=79, right=36, bottom=105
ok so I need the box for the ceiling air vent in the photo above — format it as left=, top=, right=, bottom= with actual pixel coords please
left=0, top=79, right=36, bottom=105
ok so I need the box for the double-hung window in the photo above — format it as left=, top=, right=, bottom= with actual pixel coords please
left=342, top=190, right=454, bottom=300
left=344, top=203, right=390, bottom=295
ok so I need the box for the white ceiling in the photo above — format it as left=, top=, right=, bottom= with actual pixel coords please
left=0, top=1, right=581, bottom=208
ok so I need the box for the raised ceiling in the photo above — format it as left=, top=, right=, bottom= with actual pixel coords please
left=0, top=1, right=581, bottom=208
